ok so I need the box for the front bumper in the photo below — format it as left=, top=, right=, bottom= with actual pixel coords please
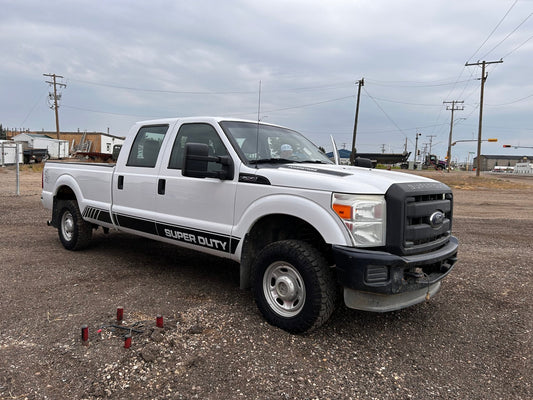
left=333, top=236, right=458, bottom=312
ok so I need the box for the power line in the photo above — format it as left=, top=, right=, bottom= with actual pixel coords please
left=363, top=87, right=409, bottom=142
left=487, top=93, right=533, bottom=106
left=62, top=104, right=163, bottom=119
left=20, top=87, right=49, bottom=126
left=481, top=11, right=533, bottom=59
left=502, top=33, right=533, bottom=59
left=439, top=0, right=517, bottom=139
left=261, top=95, right=354, bottom=114
left=63, top=94, right=356, bottom=120
left=467, top=0, right=518, bottom=62
left=72, top=78, right=361, bottom=94
left=363, top=78, right=476, bottom=88
left=362, top=95, right=444, bottom=108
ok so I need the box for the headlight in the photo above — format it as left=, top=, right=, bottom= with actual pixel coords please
left=332, top=193, right=386, bottom=247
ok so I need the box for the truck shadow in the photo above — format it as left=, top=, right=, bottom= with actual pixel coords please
left=85, top=229, right=444, bottom=336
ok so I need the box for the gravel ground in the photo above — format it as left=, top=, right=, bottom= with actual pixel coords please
left=0, top=166, right=531, bottom=399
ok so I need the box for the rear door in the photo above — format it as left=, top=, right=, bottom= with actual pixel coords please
left=111, top=124, right=171, bottom=237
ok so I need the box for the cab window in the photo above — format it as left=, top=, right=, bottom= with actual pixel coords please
left=168, top=123, right=228, bottom=171
left=126, top=125, right=168, bottom=167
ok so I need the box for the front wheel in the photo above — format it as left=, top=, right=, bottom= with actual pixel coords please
left=251, top=240, right=336, bottom=333
left=57, top=200, right=92, bottom=250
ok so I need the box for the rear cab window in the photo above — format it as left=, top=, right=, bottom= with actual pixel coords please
left=126, top=125, right=169, bottom=167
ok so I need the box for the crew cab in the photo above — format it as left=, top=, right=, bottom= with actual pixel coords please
left=42, top=117, right=458, bottom=333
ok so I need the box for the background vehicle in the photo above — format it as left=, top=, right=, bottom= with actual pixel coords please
left=424, top=154, right=447, bottom=170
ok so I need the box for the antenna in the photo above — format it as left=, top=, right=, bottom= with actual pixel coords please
left=257, top=80, right=262, bottom=123
left=254, top=80, right=262, bottom=168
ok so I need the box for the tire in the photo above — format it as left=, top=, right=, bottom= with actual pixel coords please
left=57, top=200, right=92, bottom=250
left=251, top=240, right=336, bottom=334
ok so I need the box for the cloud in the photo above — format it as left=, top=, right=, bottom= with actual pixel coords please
left=1, top=0, right=531, bottom=161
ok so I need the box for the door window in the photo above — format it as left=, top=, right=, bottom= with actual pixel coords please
left=168, top=123, right=228, bottom=171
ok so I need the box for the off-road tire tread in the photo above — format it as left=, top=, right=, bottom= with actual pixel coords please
left=57, top=200, right=92, bottom=251
left=251, top=240, right=336, bottom=334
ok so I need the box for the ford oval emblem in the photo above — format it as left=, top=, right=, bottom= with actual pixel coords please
left=429, top=211, right=445, bottom=228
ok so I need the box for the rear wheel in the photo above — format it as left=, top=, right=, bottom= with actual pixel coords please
left=251, top=240, right=336, bottom=333
left=57, top=200, right=92, bottom=250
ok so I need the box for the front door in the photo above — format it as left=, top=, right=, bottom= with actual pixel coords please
left=154, top=122, right=239, bottom=256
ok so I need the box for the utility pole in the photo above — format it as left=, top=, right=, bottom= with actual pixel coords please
left=465, top=59, right=503, bottom=176
left=43, top=73, right=66, bottom=140
left=443, top=100, right=464, bottom=173
left=414, top=132, right=421, bottom=168
left=350, top=78, right=364, bottom=165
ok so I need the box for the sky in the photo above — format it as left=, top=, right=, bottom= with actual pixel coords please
left=1, top=0, right=532, bottom=163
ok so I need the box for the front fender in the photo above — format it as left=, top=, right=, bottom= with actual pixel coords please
left=232, top=193, right=352, bottom=256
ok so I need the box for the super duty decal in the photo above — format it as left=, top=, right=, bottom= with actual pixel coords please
left=113, top=213, right=239, bottom=253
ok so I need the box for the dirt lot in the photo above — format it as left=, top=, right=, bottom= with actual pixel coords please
left=0, top=166, right=531, bottom=399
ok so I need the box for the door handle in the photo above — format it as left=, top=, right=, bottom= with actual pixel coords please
left=118, top=175, right=124, bottom=190
left=158, top=178, right=166, bottom=195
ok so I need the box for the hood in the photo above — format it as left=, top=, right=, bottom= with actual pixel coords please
left=246, top=163, right=441, bottom=194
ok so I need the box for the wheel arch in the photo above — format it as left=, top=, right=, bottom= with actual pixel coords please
left=50, top=177, right=84, bottom=228
left=237, top=196, right=350, bottom=289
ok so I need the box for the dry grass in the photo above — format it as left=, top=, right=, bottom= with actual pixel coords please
left=1, top=163, right=44, bottom=173
left=400, top=170, right=533, bottom=190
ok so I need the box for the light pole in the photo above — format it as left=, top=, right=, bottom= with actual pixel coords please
left=467, top=152, right=475, bottom=171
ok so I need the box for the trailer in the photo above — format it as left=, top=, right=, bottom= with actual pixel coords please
left=354, top=152, right=411, bottom=168
left=0, top=141, right=23, bottom=165
left=23, top=148, right=49, bottom=164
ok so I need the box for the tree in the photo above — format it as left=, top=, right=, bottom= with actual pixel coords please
left=0, top=124, right=5, bottom=140
left=318, top=146, right=326, bottom=154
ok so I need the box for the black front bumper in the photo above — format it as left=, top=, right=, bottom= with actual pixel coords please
left=333, top=236, right=458, bottom=298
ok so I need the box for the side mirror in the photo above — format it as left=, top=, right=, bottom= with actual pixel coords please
left=112, top=144, right=122, bottom=161
left=183, top=143, right=234, bottom=180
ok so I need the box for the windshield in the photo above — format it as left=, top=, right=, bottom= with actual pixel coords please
left=219, top=121, right=333, bottom=165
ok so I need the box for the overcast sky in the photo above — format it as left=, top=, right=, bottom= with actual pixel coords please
left=1, top=0, right=532, bottom=162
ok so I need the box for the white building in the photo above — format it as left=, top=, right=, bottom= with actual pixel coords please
left=514, top=162, right=533, bottom=174
left=11, top=133, right=69, bottom=159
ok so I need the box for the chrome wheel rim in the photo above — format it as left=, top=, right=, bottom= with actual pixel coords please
left=263, top=262, right=305, bottom=317
left=61, top=211, right=74, bottom=242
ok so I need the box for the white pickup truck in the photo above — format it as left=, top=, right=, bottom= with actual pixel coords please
left=42, top=117, right=458, bottom=333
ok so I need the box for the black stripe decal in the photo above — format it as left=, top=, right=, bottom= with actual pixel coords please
left=83, top=206, right=112, bottom=224
left=114, top=214, right=158, bottom=236
left=112, top=212, right=239, bottom=253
